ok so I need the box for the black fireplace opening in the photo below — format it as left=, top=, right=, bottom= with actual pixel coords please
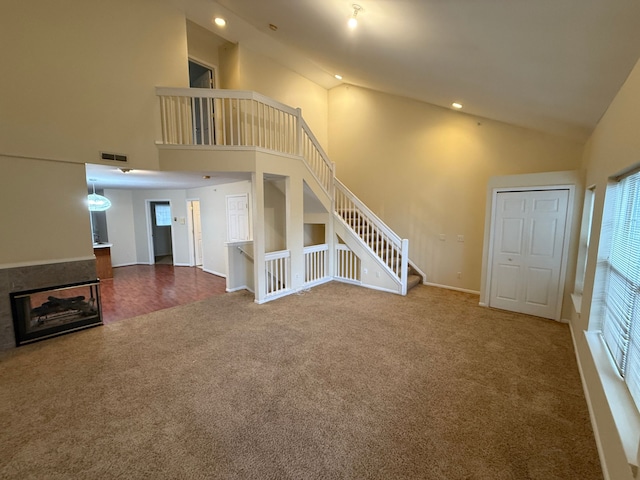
left=10, top=280, right=102, bottom=346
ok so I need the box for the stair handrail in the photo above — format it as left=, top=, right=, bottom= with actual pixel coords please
left=299, top=117, right=334, bottom=194
left=237, top=245, right=254, bottom=262
left=335, top=179, right=409, bottom=292
left=334, top=179, right=403, bottom=246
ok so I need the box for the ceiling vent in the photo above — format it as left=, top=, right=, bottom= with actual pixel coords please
left=100, top=151, right=128, bottom=163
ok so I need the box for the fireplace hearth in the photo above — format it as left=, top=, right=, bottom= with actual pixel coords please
left=10, top=280, right=102, bottom=346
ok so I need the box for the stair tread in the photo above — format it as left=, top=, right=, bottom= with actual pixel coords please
left=407, top=274, right=421, bottom=290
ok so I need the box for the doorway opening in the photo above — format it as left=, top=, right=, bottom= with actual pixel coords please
left=189, top=59, right=215, bottom=88
left=189, top=59, right=217, bottom=145
left=149, top=201, right=173, bottom=265
left=187, top=199, right=203, bottom=267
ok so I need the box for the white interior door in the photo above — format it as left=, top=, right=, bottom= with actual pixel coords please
left=490, top=189, right=569, bottom=319
left=226, top=194, right=250, bottom=242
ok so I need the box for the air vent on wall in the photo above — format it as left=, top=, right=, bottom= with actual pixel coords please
left=100, top=151, right=128, bottom=163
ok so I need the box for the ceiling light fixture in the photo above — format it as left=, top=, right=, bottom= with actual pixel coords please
left=348, top=4, right=362, bottom=29
left=335, top=74, right=343, bottom=80
left=214, top=17, right=226, bottom=27
left=452, top=102, right=463, bottom=109
left=119, top=168, right=133, bottom=173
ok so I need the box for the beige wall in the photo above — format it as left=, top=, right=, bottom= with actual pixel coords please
left=0, top=0, right=188, bottom=169
left=0, top=0, right=189, bottom=267
left=328, top=85, right=584, bottom=291
left=264, top=179, right=287, bottom=252
left=0, top=156, right=92, bottom=266
left=218, top=42, right=241, bottom=92
left=188, top=180, right=253, bottom=277
left=219, top=44, right=329, bottom=149
left=576, top=58, right=640, bottom=330
left=571, top=58, right=640, bottom=480
left=186, top=21, right=226, bottom=73
left=104, top=189, right=137, bottom=267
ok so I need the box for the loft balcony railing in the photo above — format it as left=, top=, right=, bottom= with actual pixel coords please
left=156, top=87, right=333, bottom=195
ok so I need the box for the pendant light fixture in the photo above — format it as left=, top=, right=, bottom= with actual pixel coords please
left=87, top=180, right=112, bottom=212
left=348, top=4, right=362, bottom=29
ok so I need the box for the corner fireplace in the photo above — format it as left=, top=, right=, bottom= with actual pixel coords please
left=10, top=280, right=102, bottom=346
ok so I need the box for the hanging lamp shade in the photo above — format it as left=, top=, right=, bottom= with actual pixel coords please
left=87, top=181, right=111, bottom=211
left=87, top=193, right=112, bottom=211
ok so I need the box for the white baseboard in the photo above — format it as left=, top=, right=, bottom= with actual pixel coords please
left=302, top=277, right=332, bottom=289
left=111, top=262, right=137, bottom=268
left=424, top=282, right=480, bottom=295
left=203, top=268, right=226, bottom=278
left=255, top=288, right=293, bottom=304
left=358, top=283, right=401, bottom=295
left=334, top=277, right=362, bottom=286
left=226, top=285, right=249, bottom=293
left=479, top=302, right=489, bottom=307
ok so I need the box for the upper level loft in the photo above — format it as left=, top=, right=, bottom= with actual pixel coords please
left=154, top=87, right=421, bottom=303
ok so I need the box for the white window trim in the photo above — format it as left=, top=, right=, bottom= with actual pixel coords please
left=585, top=331, right=640, bottom=475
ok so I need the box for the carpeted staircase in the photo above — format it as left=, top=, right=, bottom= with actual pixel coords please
left=407, top=265, right=422, bottom=290
left=338, top=209, right=423, bottom=291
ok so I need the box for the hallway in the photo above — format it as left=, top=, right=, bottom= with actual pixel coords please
left=99, top=265, right=227, bottom=324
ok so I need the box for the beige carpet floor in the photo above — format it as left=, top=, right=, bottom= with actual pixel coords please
left=0, top=282, right=601, bottom=479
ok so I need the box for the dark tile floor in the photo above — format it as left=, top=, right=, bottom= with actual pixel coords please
left=99, top=265, right=227, bottom=324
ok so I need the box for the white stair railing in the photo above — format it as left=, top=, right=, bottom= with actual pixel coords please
left=334, top=179, right=409, bottom=293
left=156, top=87, right=410, bottom=295
left=300, top=118, right=333, bottom=194
left=157, top=88, right=299, bottom=155
left=156, top=88, right=334, bottom=195
left=335, top=244, right=361, bottom=283
left=303, top=244, right=329, bottom=286
left=264, top=250, right=291, bottom=297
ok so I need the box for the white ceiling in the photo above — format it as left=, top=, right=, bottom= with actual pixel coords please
left=185, top=0, right=640, bottom=142
left=86, top=164, right=249, bottom=190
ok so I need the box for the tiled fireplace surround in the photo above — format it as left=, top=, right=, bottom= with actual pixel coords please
left=0, top=259, right=97, bottom=351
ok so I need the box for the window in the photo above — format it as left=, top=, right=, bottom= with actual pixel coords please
left=600, top=170, right=640, bottom=411
left=155, top=204, right=172, bottom=226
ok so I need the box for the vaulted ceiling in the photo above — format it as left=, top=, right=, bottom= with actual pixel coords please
left=89, top=0, right=640, bottom=188
left=184, top=0, right=640, bottom=142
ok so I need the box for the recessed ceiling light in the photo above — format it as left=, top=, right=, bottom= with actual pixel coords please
left=335, top=74, right=343, bottom=80
left=452, top=102, right=463, bottom=109
left=214, top=17, right=226, bottom=27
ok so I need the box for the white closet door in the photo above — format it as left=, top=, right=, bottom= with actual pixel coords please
left=490, top=189, right=569, bottom=319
